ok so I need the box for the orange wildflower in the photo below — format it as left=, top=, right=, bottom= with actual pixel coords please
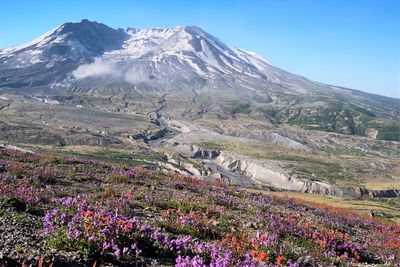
left=315, top=239, right=327, bottom=248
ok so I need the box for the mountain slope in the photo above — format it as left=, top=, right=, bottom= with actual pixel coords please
left=0, top=19, right=128, bottom=89
left=0, top=19, right=398, bottom=142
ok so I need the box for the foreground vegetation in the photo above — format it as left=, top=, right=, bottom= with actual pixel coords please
left=0, top=148, right=400, bottom=266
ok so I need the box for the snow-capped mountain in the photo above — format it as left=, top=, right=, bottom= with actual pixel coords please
left=0, top=19, right=317, bottom=94
left=70, top=24, right=297, bottom=93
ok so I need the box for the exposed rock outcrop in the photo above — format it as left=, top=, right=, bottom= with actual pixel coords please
left=182, top=145, right=343, bottom=196
left=186, top=146, right=400, bottom=198
left=130, top=128, right=170, bottom=143
left=351, top=187, right=400, bottom=198
left=0, top=144, right=33, bottom=154
left=209, top=150, right=350, bottom=197
left=365, top=128, right=379, bottom=139
left=191, top=146, right=220, bottom=159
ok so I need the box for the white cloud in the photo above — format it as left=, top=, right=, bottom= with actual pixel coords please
left=124, top=67, right=150, bottom=84
left=72, top=58, right=117, bottom=79
left=72, top=58, right=154, bottom=85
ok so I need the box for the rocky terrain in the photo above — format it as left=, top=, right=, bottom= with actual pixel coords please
left=1, top=147, right=400, bottom=266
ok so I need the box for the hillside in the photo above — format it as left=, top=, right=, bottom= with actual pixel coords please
left=0, top=147, right=399, bottom=266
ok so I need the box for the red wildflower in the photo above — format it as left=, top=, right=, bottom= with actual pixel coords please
left=81, top=210, right=93, bottom=217
left=277, top=256, right=285, bottom=265
left=258, top=252, right=267, bottom=261
left=232, top=236, right=237, bottom=245
left=124, top=222, right=132, bottom=231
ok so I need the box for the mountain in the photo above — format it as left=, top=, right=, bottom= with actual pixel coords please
left=0, top=20, right=301, bottom=94
left=1, top=19, right=398, bottom=141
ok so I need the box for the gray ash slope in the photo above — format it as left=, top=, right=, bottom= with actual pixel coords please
left=0, top=19, right=399, bottom=140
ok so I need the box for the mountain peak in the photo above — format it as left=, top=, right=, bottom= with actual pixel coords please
left=59, top=19, right=109, bottom=32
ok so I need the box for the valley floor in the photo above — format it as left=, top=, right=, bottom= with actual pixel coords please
left=1, top=93, right=399, bottom=198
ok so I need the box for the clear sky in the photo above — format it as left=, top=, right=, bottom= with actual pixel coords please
left=0, top=0, right=399, bottom=98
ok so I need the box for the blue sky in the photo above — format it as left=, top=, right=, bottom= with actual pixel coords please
left=0, top=0, right=399, bottom=98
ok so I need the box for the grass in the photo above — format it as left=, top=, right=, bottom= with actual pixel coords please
left=227, top=100, right=252, bottom=115
left=254, top=190, right=400, bottom=225
left=362, top=181, right=400, bottom=190
left=15, top=144, right=166, bottom=167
